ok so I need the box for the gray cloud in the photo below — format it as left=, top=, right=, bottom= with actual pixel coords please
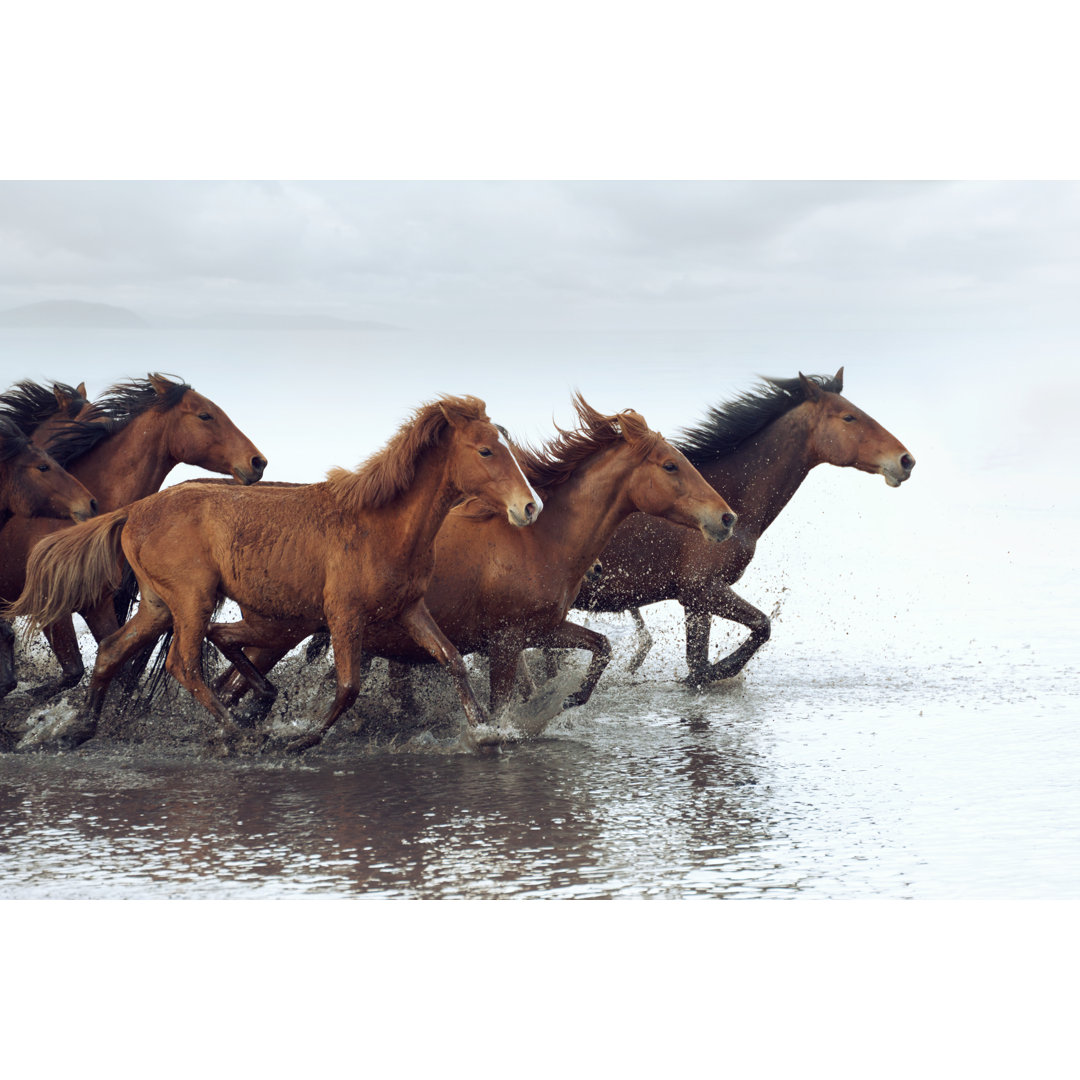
left=1, top=181, right=1078, bottom=332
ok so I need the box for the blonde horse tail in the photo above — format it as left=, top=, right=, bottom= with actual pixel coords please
left=4, top=508, right=130, bottom=633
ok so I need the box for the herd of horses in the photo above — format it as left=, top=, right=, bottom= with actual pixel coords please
left=0, top=369, right=914, bottom=754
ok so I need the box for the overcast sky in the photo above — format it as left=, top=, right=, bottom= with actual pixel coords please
left=2, top=181, right=1079, bottom=334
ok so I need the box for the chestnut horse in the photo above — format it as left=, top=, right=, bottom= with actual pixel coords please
left=0, top=380, right=94, bottom=448
left=573, top=370, right=915, bottom=682
left=209, top=395, right=737, bottom=722
left=9, top=395, right=541, bottom=751
left=0, top=417, right=97, bottom=698
left=0, top=373, right=268, bottom=702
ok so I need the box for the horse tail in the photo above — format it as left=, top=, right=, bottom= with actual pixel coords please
left=5, top=508, right=130, bottom=633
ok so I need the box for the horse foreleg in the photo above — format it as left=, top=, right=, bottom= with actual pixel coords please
left=24, top=617, right=87, bottom=703
left=487, top=632, right=527, bottom=717
left=542, top=620, right=613, bottom=710
left=285, top=617, right=366, bottom=753
left=624, top=607, right=654, bottom=674
left=207, top=622, right=287, bottom=727
left=395, top=601, right=487, bottom=727
left=163, top=601, right=247, bottom=750
left=684, top=585, right=771, bottom=684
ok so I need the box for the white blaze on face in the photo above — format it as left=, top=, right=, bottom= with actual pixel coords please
left=498, top=433, right=543, bottom=518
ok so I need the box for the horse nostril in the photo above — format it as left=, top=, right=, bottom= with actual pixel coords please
left=722, top=511, right=737, bottom=529
left=252, top=456, right=267, bottom=474
left=89, top=498, right=99, bottom=515
left=525, top=501, right=537, bottom=520
left=900, top=454, right=915, bottom=471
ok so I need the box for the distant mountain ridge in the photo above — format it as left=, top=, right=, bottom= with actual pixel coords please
left=0, top=300, right=402, bottom=332
left=0, top=300, right=147, bottom=328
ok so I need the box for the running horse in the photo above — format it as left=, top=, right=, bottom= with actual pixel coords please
left=0, top=380, right=94, bottom=448
left=0, top=374, right=267, bottom=702
left=8, top=395, right=541, bottom=751
left=0, top=417, right=97, bottom=698
left=209, top=395, right=737, bottom=720
left=573, top=370, right=915, bottom=682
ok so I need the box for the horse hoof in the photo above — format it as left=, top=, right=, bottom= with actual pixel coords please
left=284, top=733, right=320, bottom=754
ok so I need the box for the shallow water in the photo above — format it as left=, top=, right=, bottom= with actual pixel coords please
left=3, top=325, right=1078, bottom=899
left=3, top=605, right=1077, bottom=899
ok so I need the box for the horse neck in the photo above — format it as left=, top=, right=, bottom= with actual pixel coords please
left=371, top=443, right=462, bottom=564
left=532, top=449, right=641, bottom=578
left=697, top=407, right=817, bottom=539
left=69, top=411, right=178, bottom=508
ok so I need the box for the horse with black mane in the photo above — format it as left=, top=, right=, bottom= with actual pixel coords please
left=572, top=369, right=915, bottom=682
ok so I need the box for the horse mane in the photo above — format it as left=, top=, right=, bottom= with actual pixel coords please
left=0, top=416, right=32, bottom=463
left=42, top=373, right=191, bottom=467
left=514, top=393, right=662, bottom=491
left=676, top=372, right=842, bottom=465
left=0, top=380, right=88, bottom=435
left=326, top=394, right=489, bottom=512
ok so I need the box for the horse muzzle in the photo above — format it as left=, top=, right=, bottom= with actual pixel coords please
left=507, top=497, right=542, bottom=528
left=234, top=454, right=268, bottom=485
left=880, top=452, right=916, bottom=488
left=700, top=508, right=737, bottom=543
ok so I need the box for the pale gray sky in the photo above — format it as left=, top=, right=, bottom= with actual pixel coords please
left=2, top=181, right=1079, bottom=334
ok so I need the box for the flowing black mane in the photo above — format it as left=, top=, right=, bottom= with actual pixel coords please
left=43, top=374, right=191, bottom=467
left=0, top=380, right=88, bottom=435
left=0, top=416, right=32, bottom=463
left=676, top=373, right=842, bottom=465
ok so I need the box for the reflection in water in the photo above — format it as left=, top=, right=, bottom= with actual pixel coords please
left=3, top=628, right=1079, bottom=899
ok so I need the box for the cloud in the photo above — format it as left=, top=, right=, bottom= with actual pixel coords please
left=1, top=181, right=1078, bottom=331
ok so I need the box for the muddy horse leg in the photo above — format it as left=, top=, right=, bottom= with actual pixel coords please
left=23, top=617, right=86, bottom=703
left=207, top=620, right=289, bottom=726
left=684, top=584, right=771, bottom=684
left=487, top=631, right=527, bottom=717
left=0, top=618, right=16, bottom=700
left=394, top=600, right=488, bottom=727
left=51, top=599, right=174, bottom=750
left=543, top=620, right=613, bottom=710
left=285, top=616, right=367, bottom=753
left=624, top=607, right=654, bottom=674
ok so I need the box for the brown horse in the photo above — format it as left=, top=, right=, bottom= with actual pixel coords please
left=9, top=395, right=540, bottom=751
left=572, top=370, right=915, bottom=682
left=210, top=395, right=737, bottom=722
left=0, top=380, right=94, bottom=448
left=0, top=373, right=268, bottom=702
left=0, top=416, right=98, bottom=698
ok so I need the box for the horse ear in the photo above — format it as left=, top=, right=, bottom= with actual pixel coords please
left=618, top=409, right=650, bottom=441
left=148, top=373, right=173, bottom=397
left=834, top=366, right=844, bottom=392
left=75, top=382, right=87, bottom=399
left=439, top=402, right=472, bottom=430
left=53, top=385, right=70, bottom=408
left=798, top=372, right=822, bottom=400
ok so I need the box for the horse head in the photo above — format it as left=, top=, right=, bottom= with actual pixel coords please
left=0, top=419, right=98, bottom=522
left=154, top=376, right=268, bottom=484
left=800, top=368, right=915, bottom=487
left=441, top=398, right=542, bottom=527
left=616, top=408, right=737, bottom=543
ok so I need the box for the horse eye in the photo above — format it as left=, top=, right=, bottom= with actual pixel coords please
left=662, top=461, right=678, bottom=472
left=478, top=447, right=493, bottom=457
left=198, top=412, right=212, bottom=422
left=842, top=414, right=856, bottom=423
left=37, top=462, right=50, bottom=472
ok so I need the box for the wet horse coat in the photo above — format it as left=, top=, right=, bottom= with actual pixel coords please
left=573, top=370, right=915, bottom=681
left=0, top=374, right=267, bottom=702
left=9, top=395, right=540, bottom=751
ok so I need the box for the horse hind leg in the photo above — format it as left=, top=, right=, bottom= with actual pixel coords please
left=44, top=599, right=174, bottom=751
left=624, top=607, right=654, bottom=674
